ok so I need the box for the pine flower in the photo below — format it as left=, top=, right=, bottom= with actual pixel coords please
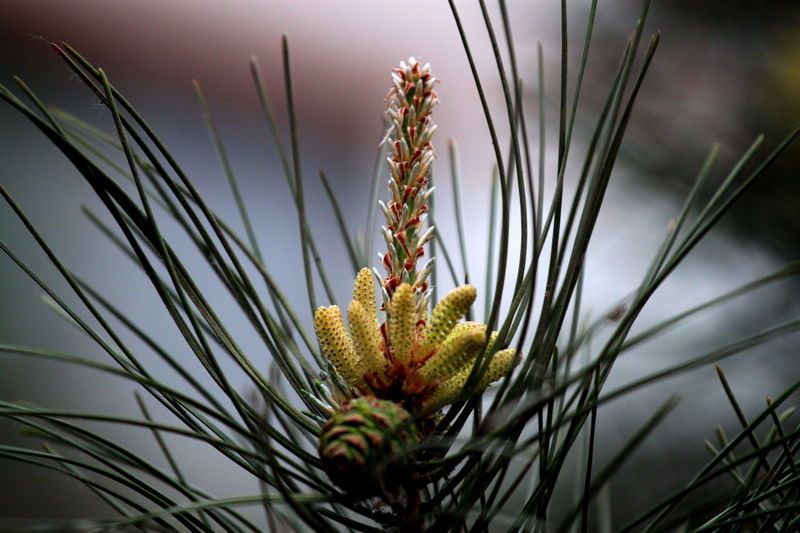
left=312, top=58, right=517, bottom=415
left=313, top=58, right=517, bottom=503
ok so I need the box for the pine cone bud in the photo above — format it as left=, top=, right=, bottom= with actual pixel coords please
left=318, top=396, right=418, bottom=496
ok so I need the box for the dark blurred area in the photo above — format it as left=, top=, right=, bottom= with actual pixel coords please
left=1, top=1, right=800, bottom=530
left=618, top=1, right=800, bottom=254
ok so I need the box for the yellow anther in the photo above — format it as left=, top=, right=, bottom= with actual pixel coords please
left=389, top=283, right=416, bottom=367
left=416, top=322, right=486, bottom=383
left=427, top=347, right=518, bottom=408
left=419, top=285, right=477, bottom=357
left=352, top=268, right=377, bottom=324
left=314, top=305, right=364, bottom=390
left=478, top=348, right=518, bottom=388
left=347, top=299, right=387, bottom=383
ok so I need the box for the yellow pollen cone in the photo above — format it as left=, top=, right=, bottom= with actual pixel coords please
left=416, top=322, right=486, bottom=383
left=389, top=283, right=416, bottom=367
left=347, top=299, right=387, bottom=383
left=418, top=285, right=477, bottom=357
left=352, top=268, right=377, bottom=324
left=314, top=305, right=364, bottom=390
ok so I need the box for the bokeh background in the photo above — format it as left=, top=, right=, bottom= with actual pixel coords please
left=2, top=0, right=800, bottom=529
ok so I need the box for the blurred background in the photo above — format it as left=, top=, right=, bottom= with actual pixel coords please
left=1, top=0, right=800, bottom=529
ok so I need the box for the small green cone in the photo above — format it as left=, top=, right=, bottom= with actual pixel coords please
left=318, top=396, right=418, bottom=496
